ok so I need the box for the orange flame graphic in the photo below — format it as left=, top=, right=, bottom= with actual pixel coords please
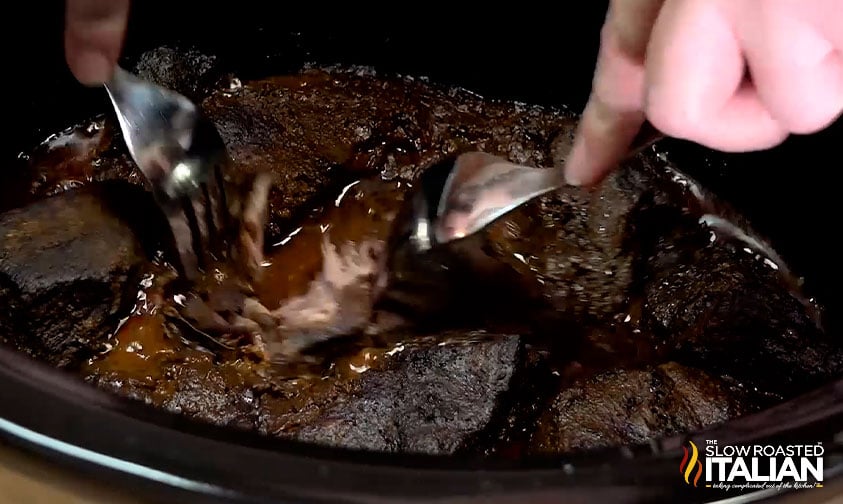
left=679, top=441, right=703, bottom=487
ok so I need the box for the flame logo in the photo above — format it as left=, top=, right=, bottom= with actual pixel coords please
left=679, top=441, right=703, bottom=487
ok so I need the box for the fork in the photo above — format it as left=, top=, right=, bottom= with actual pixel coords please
left=104, top=65, right=234, bottom=281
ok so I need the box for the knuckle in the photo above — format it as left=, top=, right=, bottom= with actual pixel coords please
left=645, top=97, right=699, bottom=139
left=783, top=103, right=843, bottom=134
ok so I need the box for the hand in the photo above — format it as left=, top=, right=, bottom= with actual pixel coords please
left=64, top=0, right=130, bottom=85
left=564, top=0, right=843, bottom=186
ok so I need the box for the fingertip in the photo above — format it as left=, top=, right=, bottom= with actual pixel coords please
left=65, top=42, right=114, bottom=86
left=64, top=0, right=129, bottom=85
left=562, top=134, right=591, bottom=186
left=562, top=105, right=604, bottom=187
left=563, top=163, right=611, bottom=188
left=563, top=107, right=645, bottom=187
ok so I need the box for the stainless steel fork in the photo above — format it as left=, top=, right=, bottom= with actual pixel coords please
left=104, top=65, right=233, bottom=280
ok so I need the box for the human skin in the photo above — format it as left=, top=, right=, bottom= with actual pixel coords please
left=564, top=0, right=843, bottom=187
left=64, top=0, right=130, bottom=85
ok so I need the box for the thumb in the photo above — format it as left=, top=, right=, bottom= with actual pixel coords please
left=64, top=0, right=130, bottom=86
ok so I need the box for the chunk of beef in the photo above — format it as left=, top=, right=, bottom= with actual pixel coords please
left=529, top=362, right=756, bottom=454
left=381, top=153, right=690, bottom=332
left=260, top=333, right=522, bottom=455
left=131, top=46, right=220, bottom=103
left=199, top=69, right=575, bottom=244
left=485, top=155, right=699, bottom=322
left=643, top=241, right=843, bottom=397
left=0, top=184, right=148, bottom=366
left=87, top=320, right=521, bottom=455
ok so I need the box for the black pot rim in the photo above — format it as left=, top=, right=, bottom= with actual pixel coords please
left=0, top=343, right=841, bottom=504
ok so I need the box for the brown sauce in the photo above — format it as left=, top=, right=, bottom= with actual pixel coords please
left=5, top=63, right=837, bottom=458
left=254, top=179, right=405, bottom=309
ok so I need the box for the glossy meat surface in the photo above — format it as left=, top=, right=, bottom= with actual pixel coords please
left=1, top=47, right=839, bottom=457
